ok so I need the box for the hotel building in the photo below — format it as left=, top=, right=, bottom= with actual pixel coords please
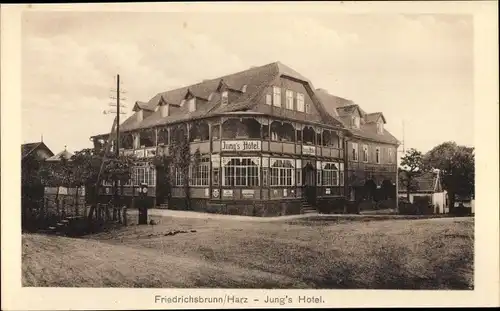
left=91, top=62, right=399, bottom=216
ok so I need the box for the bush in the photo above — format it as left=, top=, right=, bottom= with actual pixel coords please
left=398, top=201, right=434, bottom=215
left=449, top=205, right=472, bottom=216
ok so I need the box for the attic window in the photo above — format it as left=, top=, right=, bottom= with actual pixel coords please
left=351, top=116, right=360, bottom=129
left=188, top=98, right=196, bottom=112
left=221, top=91, right=228, bottom=106
left=241, top=85, right=247, bottom=93
left=266, top=94, right=272, bottom=105
left=273, top=86, right=281, bottom=107
left=377, top=121, right=384, bottom=134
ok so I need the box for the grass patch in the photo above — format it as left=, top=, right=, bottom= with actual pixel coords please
left=23, top=216, right=474, bottom=289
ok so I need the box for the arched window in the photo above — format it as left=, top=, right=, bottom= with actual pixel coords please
left=120, top=132, right=135, bottom=149
left=139, top=129, right=155, bottom=148
left=270, top=121, right=281, bottom=141
left=222, top=118, right=260, bottom=139
left=190, top=121, right=210, bottom=142
left=282, top=123, right=295, bottom=142
left=322, top=130, right=332, bottom=146
left=302, top=126, right=315, bottom=145
left=157, top=128, right=169, bottom=145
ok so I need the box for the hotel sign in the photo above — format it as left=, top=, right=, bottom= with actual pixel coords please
left=221, top=140, right=261, bottom=152
left=302, top=145, right=316, bottom=155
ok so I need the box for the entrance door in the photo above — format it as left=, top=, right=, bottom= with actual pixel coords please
left=302, top=163, right=316, bottom=205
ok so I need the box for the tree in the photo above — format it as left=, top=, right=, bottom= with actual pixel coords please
left=423, top=141, right=475, bottom=209
left=169, top=124, right=201, bottom=210
left=399, top=148, right=425, bottom=200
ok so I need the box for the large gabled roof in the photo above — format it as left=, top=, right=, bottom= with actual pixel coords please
left=97, top=61, right=344, bottom=136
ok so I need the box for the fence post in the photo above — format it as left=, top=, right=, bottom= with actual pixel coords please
left=123, top=206, right=127, bottom=226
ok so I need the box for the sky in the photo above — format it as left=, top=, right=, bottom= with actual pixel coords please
left=21, top=10, right=474, bottom=158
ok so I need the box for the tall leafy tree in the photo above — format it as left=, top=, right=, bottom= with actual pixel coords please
left=399, top=148, right=425, bottom=200
left=423, top=141, right=475, bottom=209
left=169, top=124, right=201, bottom=210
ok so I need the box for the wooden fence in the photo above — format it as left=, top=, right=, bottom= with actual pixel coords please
left=22, top=186, right=128, bottom=235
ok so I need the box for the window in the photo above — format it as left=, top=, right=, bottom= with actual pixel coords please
left=262, top=167, right=269, bottom=186
left=270, top=158, right=295, bottom=186
left=188, top=98, right=196, bottom=112
left=189, top=157, right=210, bottom=186
left=211, top=154, right=220, bottom=186
left=297, top=93, right=305, bottom=112
left=377, top=121, right=384, bottom=134
left=352, top=116, right=360, bottom=129
left=322, top=162, right=339, bottom=186
left=316, top=161, right=322, bottom=186
left=222, top=157, right=260, bottom=186
left=266, top=94, right=272, bottom=106
left=388, top=148, right=393, bottom=164
left=175, top=168, right=185, bottom=186
left=285, top=90, right=294, bottom=110
left=305, top=102, right=311, bottom=114
left=351, top=142, right=358, bottom=161
left=221, top=91, right=228, bottom=106
left=339, top=163, right=345, bottom=186
left=273, top=86, right=281, bottom=107
left=362, top=144, right=369, bottom=162
left=132, top=164, right=156, bottom=186
left=296, top=159, right=302, bottom=186
left=376, top=147, right=381, bottom=164
left=180, top=99, right=186, bottom=107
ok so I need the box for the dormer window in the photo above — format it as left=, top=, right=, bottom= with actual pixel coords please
left=241, top=85, right=247, bottom=93
left=221, top=91, right=228, bottom=106
left=188, top=98, right=196, bottom=112
left=352, top=116, right=360, bottom=129
left=377, top=121, right=384, bottom=134
left=285, top=90, right=294, bottom=110
left=266, top=94, right=272, bottom=105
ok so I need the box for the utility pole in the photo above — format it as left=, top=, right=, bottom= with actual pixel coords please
left=395, top=119, right=406, bottom=213
left=103, top=74, right=127, bottom=153
left=116, top=74, right=120, bottom=156
left=102, top=74, right=127, bottom=215
left=402, top=120, right=405, bottom=153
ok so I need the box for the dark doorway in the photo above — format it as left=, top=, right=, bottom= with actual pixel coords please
left=302, top=163, right=316, bottom=206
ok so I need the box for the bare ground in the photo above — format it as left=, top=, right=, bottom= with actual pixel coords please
left=22, top=216, right=474, bottom=289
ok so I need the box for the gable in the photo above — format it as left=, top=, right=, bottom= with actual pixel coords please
left=22, top=142, right=54, bottom=160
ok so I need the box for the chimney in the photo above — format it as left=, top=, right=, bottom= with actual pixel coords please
left=160, top=104, right=168, bottom=118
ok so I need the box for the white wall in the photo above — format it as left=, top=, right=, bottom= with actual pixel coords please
left=432, top=191, right=448, bottom=214
left=398, top=191, right=448, bottom=214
